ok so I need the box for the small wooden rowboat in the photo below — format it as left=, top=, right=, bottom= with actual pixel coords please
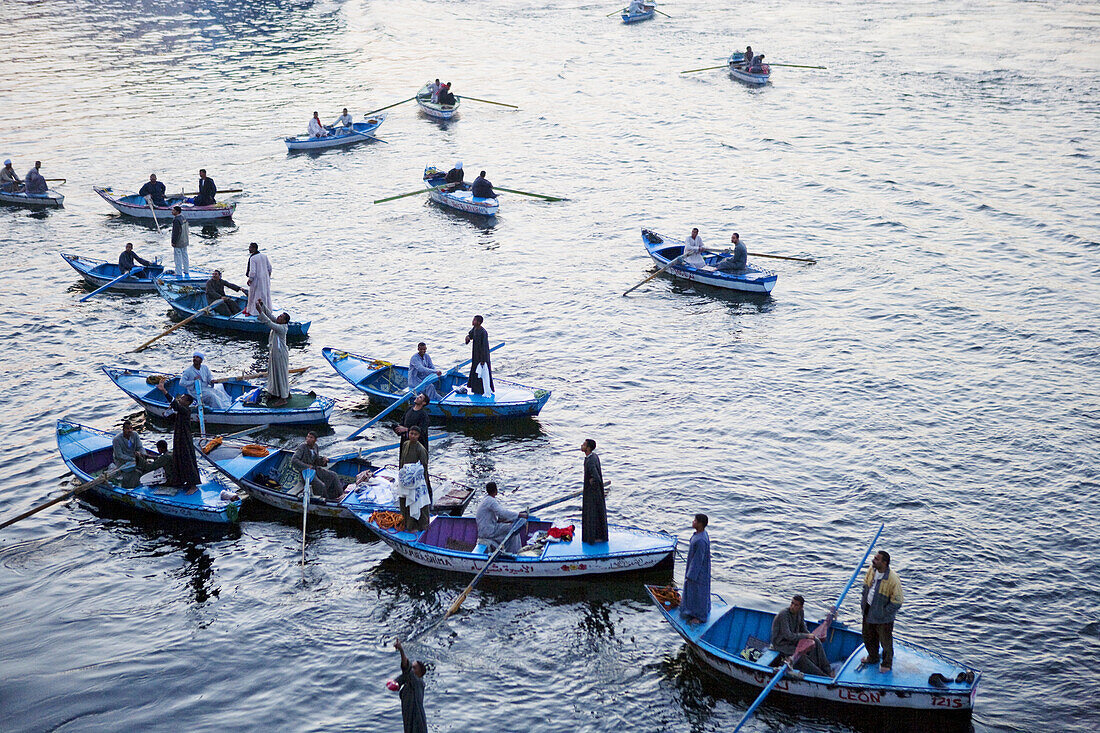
left=353, top=509, right=677, bottom=578
left=621, top=4, right=656, bottom=23
left=56, top=419, right=243, bottom=524
left=415, top=83, right=460, bottom=119
left=101, top=366, right=334, bottom=427
left=285, top=115, right=386, bottom=151
left=62, top=253, right=209, bottom=293
left=198, top=440, right=475, bottom=521
left=322, top=347, right=551, bottom=421
left=0, top=188, right=64, bottom=208
left=423, top=165, right=499, bottom=217
left=728, top=52, right=770, bottom=86
left=642, top=229, right=777, bottom=294
left=152, top=278, right=311, bottom=338
left=645, top=585, right=980, bottom=717
left=93, top=186, right=236, bottom=222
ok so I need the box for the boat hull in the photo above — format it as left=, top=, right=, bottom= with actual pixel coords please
left=728, top=64, right=770, bottom=86
left=423, top=165, right=498, bottom=216
left=56, top=420, right=242, bottom=524
left=322, top=347, right=551, bottom=421
left=416, top=84, right=459, bottom=119
left=642, top=229, right=777, bottom=293
left=0, top=189, right=64, bottom=208
left=94, top=186, right=236, bottom=221
left=285, top=116, right=386, bottom=150
left=62, top=253, right=207, bottom=293
left=622, top=8, right=655, bottom=23
left=152, top=278, right=310, bottom=338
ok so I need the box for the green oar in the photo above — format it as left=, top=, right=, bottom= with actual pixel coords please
left=456, top=95, right=518, bottom=109
left=768, top=62, right=827, bottom=69
left=362, top=97, right=416, bottom=117
left=681, top=64, right=727, bottom=74
left=654, top=9, right=671, bottom=17
left=606, top=8, right=625, bottom=16
left=751, top=252, right=817, bottom=264
left=494, top=186, right=566, bottom=202
left=373, top=182, right=450, bottom=204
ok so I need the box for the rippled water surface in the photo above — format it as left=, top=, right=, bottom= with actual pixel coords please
left=2, top=1, right=1098, bottom=731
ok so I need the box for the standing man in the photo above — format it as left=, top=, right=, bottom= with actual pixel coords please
left=194, top=169, right=217, bottom=206
left=409, top=342, right=442, bottom=400
left=111, top=420, right=150, bottom=489
left=255, top=298, right=291, bottom=407
left=179, top=352, right=232, bottom=410
left=682, top=227, right=706, bottom=267
left=245, top=242, right=272, bottom=316
left=170, top=205, right=189, bottom=277
left=716, top=232, right=748, bottom=273
left=24, top=161, right=47, bottom=194
left=204, top=270, right=246, bottom=316
left=681, top=513, right=711, bottom=623
left=860, top=550, right=904, bottom=673
left=580, top=438, right=608, bottom=544
left=475, top=482, right=527, bottom=553
left=395, top=393, right=431, bottom=450
left=428, top=78, right=442, bottom=102
left=470, top=170, right=498, bottom=199
left=118, top=242, right=152, bottom=274
left=139, top=173, right=167, bottom=207
left=292, top=431, right=344, bottom=499
left=770, top=595, right=832, bottom=676
left=392, top=639, right=428, bottom=733
left=167, top=393, right=201, bottom=494
left=465, top=315, right=494, bottom=395
left=398, top=425, right=432, bottom=530
left=0, top=159, right=21, bottom=192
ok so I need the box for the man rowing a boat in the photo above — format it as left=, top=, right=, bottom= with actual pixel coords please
left=444, top=161, right=464, bottom=191
left=194, top=169, right=217, bottom=206
left=179, top=352, right=233, bottom=410
left=0, top=159, right=22, bottom=192
left=627, top=0, right=650, bottom=14
left=427, top=78, right=442, bottom=102
left=438, top=82, right=456, bottom=106
left=118, top=242, right=153, bottom=274
left=111, top=420, right=151, bottom=489
left=138, top=173, right=167, bottom=207
left=205, top=270, right=246, bottom=316
left=738, top=46, right=754, bottom=68
left=715, top=232, right=749, bottom=273
left=470, top=171, right=498, bottom=200
left=292, top=431, right=344, bottom=500
left=771, top=595, right=832, bottom=677
left=24, top=161, right=48, bottom=194
left=308, top=111, right=330, bottom=138
left=409, top=342, right=442, bottom=401
left=682, top=228, right=707, bottom=267
left=333, top=108, right=353, bottom=128
left=476, top=482, right=527, bottom=553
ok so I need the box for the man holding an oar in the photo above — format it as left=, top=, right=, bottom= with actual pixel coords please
left=118, top=242, right=152, bottom=274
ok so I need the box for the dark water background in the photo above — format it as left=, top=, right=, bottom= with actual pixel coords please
left=1, top=0, right=1098, bottom=730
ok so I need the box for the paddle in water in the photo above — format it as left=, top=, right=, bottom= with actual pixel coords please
left=0, top=461, right=135, bottom=531
left=79, top=267, right=144, bottom=301
left=455, top=95, right=518, bottom=109
left=493, top=186, right=565, bottom=202
left=732, top=523, right=885, bottom=732
left=373, top=182, right=451, bottom=205
left=623, top=254, right=686, bottom=296
left=301, top=468, right=315, bottom=565
left=362, top=97, right=416, bottom=117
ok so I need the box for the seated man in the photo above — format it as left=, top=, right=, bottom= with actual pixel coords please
left=1, top=159, right=23, bottom=192
left=408, top=342, right=442, bottom=401
left=24, top=161, right=48, bottom=194
left=475, top=482, right=527, bottom=553
left=333, top=108, right=353, bottom=128
left=111, top=420, right=151, bottom=489
left=740, top=46, right=754, bottom=68
left=138, top=174, right=167, bottom=207
left=444, top=161, right=464, bottom=190
left=142, top=439, right=178, bottom=486
left=179, top=352, right=233, bottom=410
left=716, top=232, right=749, bottom=272
left=627, top=0, right=647, bottom=13
left=770, top=595, right=833, bottom=677
left=205, top=270, right=246, bottom=316
left=427, top=78, right=442, bottom=102
left=292, top=431, right=345, bottom=500
left=470, top=171, right=498, bottom=199
left=749, top=54, right=766, bottom=73
left=118, top=242, right=153, bottom=274
left=438, top=82, right=456, bottom=106
left=308, top=111, right=330, bottom=138
left=682, top=227, right=707, bottom=267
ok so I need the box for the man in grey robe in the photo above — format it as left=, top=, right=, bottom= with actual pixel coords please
left=408, top=342, right=442, bottom=401
left=255, top=298, right=291, bottom=407
left=111, top=420, right=150, bottom=488
left=475, top=482, right=526, bottom=553
left=716, top=232, right=749, bottom=272
left=580, top=439, right=608, bottom=544
left=291, top=431, right=343, bottom=500
left=681, top=513, right=711, bottom=624
left=771, top=595, right=832, bottom=677
left=24, top=161, right=48, bottom=194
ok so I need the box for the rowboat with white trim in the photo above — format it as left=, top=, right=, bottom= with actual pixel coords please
left=728, top=51, right=771, bottom=86
left=423, top=165, right=499, bottom=217
left=94, top=186, right=236, bottom=222
left=642, top=229, right=777, bottom=294
left=621, top=4, right=655, bottom=23
left=645, top=585, right=980, bottom=719
left=285, top=115, right=386, bottom=151
left=62, top=253, right=209, bottom=293
left=415, top=83, right=460, bottom=119
left=56, top=419, right=243, bottom=524
left=101, top=366, right=334, bottom=427
left=321, top=347, right=551, bottom=421
left=152, top=278, right=311, bottom=338
left=0, top=188, right=64, bottom=208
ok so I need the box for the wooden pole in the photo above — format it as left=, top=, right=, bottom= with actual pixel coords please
left=680, top=65, right=727, bottom=74
left=494, top=186, right=565, bottom=202
left=623, top=254, right=685, bottom=296
left=213, top=366, right=310, bottom=384
left=363, top=97, right=416, bottom=117
left=0, top=462, right=134, bottom=531
left=133, top=297, right=229, bottom=352
left=456, top=96, right=519, bottom=109
left=373, top=182, right=449, bottom=205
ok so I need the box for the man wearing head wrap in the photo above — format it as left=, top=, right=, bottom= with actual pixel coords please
left=244, top=242, right=272, bottom=316
left=1, top=160, right=23, bottom=192
left=445, top=161, right=464, bottom=185
left=24, top=161, right=48, bottom=194
left=179, top=352, right=232, bottom=410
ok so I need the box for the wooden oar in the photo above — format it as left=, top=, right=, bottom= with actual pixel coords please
left=363, top=97, right=416, bottom=117
left=0, top=461, right=134, bottom=531
left=347, top=128, right=389, bottom=144
left=494, top=187, right=565, bottom=202
left=681, top=65, right=727, bottom=74
left=654, top=8, right=671, bottom=17
left=606, top=8, right=625, bottom=16
left=733, top=523, right=885, bottom=732
left=213, top=366, right=310, bottom=384
left=301, top=469, right=314, bottom=565
left=373, top=182, right=450, bottom=205
left=79, top=267, right=143, bottom=301
left=133, top=297, right=229, bottom=352
left=177, top=188, right=244, bottom=197
left=623, top=254, right=685, bottom=296
left=146, top=196, right=162, bottom=232
left=456, top=96, right=519, bottom=109
left=768, top=63, right=827, bottom=70
left=751, top=252, right=817, bottom=264
left=348, top=342, right=505, bottom=439
left=44, top=178, right=66, bottom=184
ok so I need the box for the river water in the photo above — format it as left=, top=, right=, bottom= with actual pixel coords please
left=1, top=0, right=1097, bottom=731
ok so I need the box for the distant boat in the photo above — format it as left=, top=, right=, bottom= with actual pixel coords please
left=94, top=186, right=236, bottom=222
left=621, top=4, right=656, bottom=23
left=416, top=83, right=459, bottom=119
left=642, top=229, right=777, bottom=294
left=423, top=165, right=499, bottom=217
left=645, top=585, right=980, bottom=718
left=56, top=419, right=243, bottom=524
left=0, top=187, right=64, bottom=208
left=152, top=277, right=311, bottom=338
left=285, top=115, right=386, bottom=151
left=728, top=51, right=771, bottom=86
left=322, top=347, right=551, bottom=421
left=62, top=253, right=208, bottom=293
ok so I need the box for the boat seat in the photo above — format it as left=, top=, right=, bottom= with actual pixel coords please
left=758, top=650, right=782, bottom=667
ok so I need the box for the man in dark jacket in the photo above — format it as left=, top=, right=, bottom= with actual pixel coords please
left=138, top=173, right=167, bottom=206
left=194, top=169, right=217, bottom=206
left=464, top=315, right=494, bottom=394
left=860, top=550, right=904, bottom=672
left=118, top=242, right=152, bottom=273
left=771, top=595, right=832, bottom=677
left=580, top=438, right=608, bottom=544
left=470, top=171, right=498, bottom=199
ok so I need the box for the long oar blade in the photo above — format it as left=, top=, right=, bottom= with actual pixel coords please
left=751, top=252, right=817, bottom=264
left=733, top=666, right=788, bottom=732
left=654, top=9, right=672, bottom=17
left=133, top=296, right=229, bottom=352
left=363, top=97, right=416, bottom=117
left=494, top=186, right=565, bottom=202
left=0, top=461, right=135, bottom=531
left=456, top=95, right=519, bottom=109
left=374, top=182, right=448, bottom=204
left=79, top=267, right=143, bottom=301
left=623, top=254, right=685, bottom=296
left=680, top=65, right=727, bottom=74
left=769, top=63, right=827, bottom=69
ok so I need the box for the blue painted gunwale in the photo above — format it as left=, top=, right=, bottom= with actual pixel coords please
left=727, top=52, right=771, bottom=86
left=321, top=347, right=551, bottom=421
left=621, top=6, right=655, bottom=23
left=641, top=228, right=778, bottom=294
left=56, top=419, right=243, bottom=524
left=644, top=585, right=980, bottom=713
left=101, top=366, right=334, bottom=427
left=284, top=116, right=386, bottom=151
left=423, top=165, right=499, bottom=216
left=93, top=186, right=236, bottom=221
left=152, top=278, right=311, bottom=338
left=62, top=253, right=210, bottom=293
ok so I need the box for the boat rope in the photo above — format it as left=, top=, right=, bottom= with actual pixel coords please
left=369, top=510, right=404, bottom=530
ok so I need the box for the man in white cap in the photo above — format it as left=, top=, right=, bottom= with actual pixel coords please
left=179, top=352, right=232, bottom=410
left=1, top=160, right=22, bottom=192
left=445, top=161, right=464, bottom=190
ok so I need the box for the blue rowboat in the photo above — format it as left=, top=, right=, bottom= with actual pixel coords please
left=415, top=83, right=460, bottom=119
left=642, top=229, right=778, bottom=294
left=423, top=165, right=499, bottom=217
left=645, top=585, right=980, bottom=717
left=152, top=277, right=311, bottom=338
left=93, top=186, right=236, bottom=222
left=285, top=115, right=386, bottom=151
left=353, top=508, right=676, bottom=578
left=62, top=253, right=209, bottom=293
left=621, top=4, right=656, bottom=23
left=321, top=347, right=551, bottom=421
left=728, top=52, right=771, bottom=86
left=101, top=366, right=335, bottom=427
left=0, top=188, right=64, bottom=208
left=198, top=440, right=475, bottom=520
left=56, top=419, right=243, bottom=524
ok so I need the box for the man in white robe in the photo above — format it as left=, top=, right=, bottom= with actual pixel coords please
left=308, top=111, right=329, bottom=138
left=255, top=298, right=291, bottom=406
left=245, top=242, right=272, bottom=316
left=428, top=78, right=442, bottom=102
left=682, top=227, right=707, bottom=268
left=180, top=352, right=232, bottom=410
left=476, top=482, right=527, bottom=553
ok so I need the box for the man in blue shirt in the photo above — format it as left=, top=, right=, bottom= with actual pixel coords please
left=138, top=173, right=167, bottom=206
